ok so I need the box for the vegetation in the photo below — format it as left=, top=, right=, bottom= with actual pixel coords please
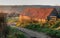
left=25, top=23, right=41, bottom=32
left=7, top=15, right=60, bottom=38
left=24, top=20, right=60, bottom=38
left=6, top=26, right=26, bottom=38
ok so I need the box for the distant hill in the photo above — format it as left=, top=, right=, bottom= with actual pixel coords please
left=18, top=5, right=60, bottom=18
left=0, top=5, right=60, bottom=13
left=0, top=5, right=60, bottom=17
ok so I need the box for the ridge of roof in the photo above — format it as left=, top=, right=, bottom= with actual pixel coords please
left=20, top=8, right=55, bottom=19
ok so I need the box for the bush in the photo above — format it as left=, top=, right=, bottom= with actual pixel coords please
left=55, top=30, right=60, bottom=38
left=6, top=26, right=26, bottom=38
left=52, top=21, right=60, bottom=28
left=25, top=23, right=60, bottom=38
left=25, top=23, right=41, bottom=31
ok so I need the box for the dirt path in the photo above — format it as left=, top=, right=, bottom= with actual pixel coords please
left=16, top=27, right=51, bottom=38
left=9, top=25, right=51, bottom=38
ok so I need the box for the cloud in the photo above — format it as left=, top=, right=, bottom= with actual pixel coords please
left=0, top=0, right=60, bottom=5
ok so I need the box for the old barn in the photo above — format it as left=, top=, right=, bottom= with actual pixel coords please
left=19, top=8, right=59, bottom=23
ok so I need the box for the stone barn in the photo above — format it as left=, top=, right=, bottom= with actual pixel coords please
left=19, top=8, right=58, bottom=24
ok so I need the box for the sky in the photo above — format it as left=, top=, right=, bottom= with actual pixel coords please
left=0, top=0, right=60, bottom=6
left=0, top=0, right=60, bottom=13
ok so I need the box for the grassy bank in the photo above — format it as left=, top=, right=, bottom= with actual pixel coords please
left=6, top=26, right=26, bottom=38
left=25, top=23, right=60, bottom=38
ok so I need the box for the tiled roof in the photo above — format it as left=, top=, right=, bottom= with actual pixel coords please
left=20, top=8, right=55, bottom=19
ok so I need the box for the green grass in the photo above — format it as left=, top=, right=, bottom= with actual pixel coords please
left=6, top=26, right=26, bottom=38
left=25, top=23, right=60, bottom=38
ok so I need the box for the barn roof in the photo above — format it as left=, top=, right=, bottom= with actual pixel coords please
left=20, top=8, right=56, bottom=19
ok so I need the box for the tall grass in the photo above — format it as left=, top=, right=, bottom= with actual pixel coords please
left=6, top=26, right=26, bottom=38
left=24, top=21, right=60, bottom=38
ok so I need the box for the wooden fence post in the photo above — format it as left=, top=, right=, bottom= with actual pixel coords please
left=0, top=13, right=7, bottom=38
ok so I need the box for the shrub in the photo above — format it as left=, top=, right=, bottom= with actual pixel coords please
left=25, top=23, right=41, bottom=31
left=6, top=26, right=26, bottom=38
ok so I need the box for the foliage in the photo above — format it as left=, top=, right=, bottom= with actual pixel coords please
left=52, top=21, right=60, bottom=28
left=25, top=22, right=60, bottom=38
left=25, top=23, right=42, bottom=31
left=6, top=26, right=26, bottom=38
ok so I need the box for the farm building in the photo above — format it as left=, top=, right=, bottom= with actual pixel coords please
left=18, top=8, right=59, bottom=24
